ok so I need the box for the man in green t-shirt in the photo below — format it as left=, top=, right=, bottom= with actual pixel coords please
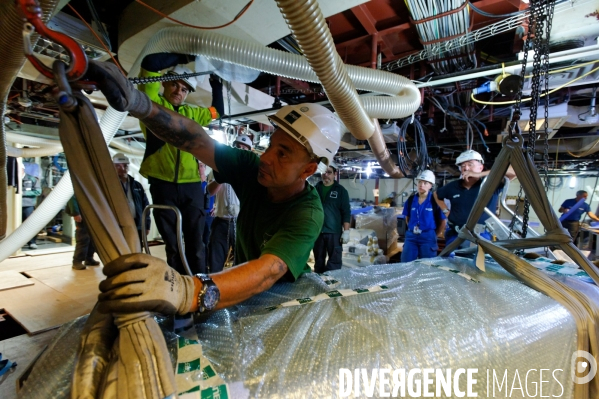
left=85, top=61, right=342, bottom=316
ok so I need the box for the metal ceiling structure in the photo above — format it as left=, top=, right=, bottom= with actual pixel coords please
left=6, top=0, right=599, bottom=176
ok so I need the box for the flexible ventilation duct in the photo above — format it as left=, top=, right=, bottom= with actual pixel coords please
left=127, top=25, right=420, bottom=177
left=129, top=27, right=420, bottom=120
left=275, top=0, right=411, bottom=177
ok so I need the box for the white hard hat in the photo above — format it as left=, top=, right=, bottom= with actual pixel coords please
left=455, top=150, right=484, bottom=165
left=415, top=170, right=435, bottom=185
left=234, top=134, right=253, bottom=150
left=165, top=65, right=197, bottom=92
left=267, top=103, right=341, bottom=165
left=112, top=152, right=130, bottom=164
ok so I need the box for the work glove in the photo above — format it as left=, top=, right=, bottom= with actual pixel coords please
left=98, top=253, right=195, bottom=315
left=341, top=230, right=350, bottom=244
left=84, top=61, right=153, bottom=119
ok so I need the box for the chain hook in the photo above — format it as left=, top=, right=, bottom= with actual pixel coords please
left=18, top=0, right=88, bottom=81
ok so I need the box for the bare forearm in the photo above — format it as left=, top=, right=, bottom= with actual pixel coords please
left=436, top=219, right=446, bottom=236
left=588, top=212, right=599, bottom=221
left=433, top=192, right=447, bottom=212
left=142, top=103, right=217, bottom=170
left=190, top=254, right=288, bottom=311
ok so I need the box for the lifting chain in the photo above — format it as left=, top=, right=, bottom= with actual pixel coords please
left=129, top=71, right=212, bottom=86
left=508, top=0, right=555, bottom=239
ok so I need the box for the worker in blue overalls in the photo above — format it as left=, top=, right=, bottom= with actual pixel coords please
left=401, top=170, right=446, bottom=262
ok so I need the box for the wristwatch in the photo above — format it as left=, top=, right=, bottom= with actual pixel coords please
left=442, top=208, right=450, bottom=215
left=196, top=274, right=220, bottom=313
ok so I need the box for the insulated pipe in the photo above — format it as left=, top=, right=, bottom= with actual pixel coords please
left=7, top=145, right=63, bottom=158
left=0, top=0, right=61, bottom=239
left=0, top=107, right=127, bottom=262
left=128, top=27, right=419, bottom=177
left=109, top=138, right=145, bottom=156
left=6, top=131, right=60, bottom=146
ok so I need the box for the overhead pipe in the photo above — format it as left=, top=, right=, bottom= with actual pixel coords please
left=128, top=27, right=420, bottom=119
left=128, top=26, right=419, bottom=178
left=8, top=130, right=143, bottom=157
left=275, top=0, right=412, bottom=177
left=7, top=145, right=62, bottom=157
left=6, top=131, right=60, bottom=146
left=109, top=138, right=145, bottom=156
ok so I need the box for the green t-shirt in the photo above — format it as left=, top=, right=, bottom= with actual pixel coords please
left=213, top=144, right=324, bottom=280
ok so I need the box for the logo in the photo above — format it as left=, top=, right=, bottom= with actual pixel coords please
left=300, top=106, right=309, bottom=112
left=571, top=350, right=597, bottom=384
left=284, top=110, right=302, bottom=124
left=330, top=191, right=338, bottom=198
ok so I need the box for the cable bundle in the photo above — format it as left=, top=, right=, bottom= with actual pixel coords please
left=406, top=0, right=476, bottom=74
left=396, top=117, right=431, bottom=178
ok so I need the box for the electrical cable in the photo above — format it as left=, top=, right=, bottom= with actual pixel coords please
left=525, top=59, right=599, bottom=78
left=467, top=1, right=527, bottom=18
left=67, top=4, right=126, bottom=76
left=84, top=0, right=111, bottom=51
left=428, top=96, right=490, bottom=151
left=405, top=0, right=475, bottom=74
left=396, top=116, right=431, bottom=178
left=471, top=64, right=599, bottom=105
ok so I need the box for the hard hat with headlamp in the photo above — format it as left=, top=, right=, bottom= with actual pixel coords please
left=234, top=134, right=253, bottom=150
left=415, top=170, right=435, bottom=185
left=165, top=65, right=197, bottom=92
left=455, top=150, right=484, bottom=166
left=267, top=103, right=341, bottom=166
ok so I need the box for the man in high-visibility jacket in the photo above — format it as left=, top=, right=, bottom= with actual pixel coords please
left=138, top=52, right=224, bottom=275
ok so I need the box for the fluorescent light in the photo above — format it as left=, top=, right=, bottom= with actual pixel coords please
left=569, top=175, right=577, bottom=188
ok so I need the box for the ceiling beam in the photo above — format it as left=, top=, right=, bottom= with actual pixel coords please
left=350, top=5, right=395, bottom=60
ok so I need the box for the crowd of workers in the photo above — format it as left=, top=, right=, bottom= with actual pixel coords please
left=17, top=53, right=596, bottom=316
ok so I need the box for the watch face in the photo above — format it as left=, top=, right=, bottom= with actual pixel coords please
left=203, top=286, right=220, bottom=310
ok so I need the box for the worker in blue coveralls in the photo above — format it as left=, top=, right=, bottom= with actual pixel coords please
left=559, top=190, right=599, bottom=243
left=401, top=170, right=446, bottom=262
left=313, top=163, right=351, bottom=273
left=434, top=150, right=515, bottom=249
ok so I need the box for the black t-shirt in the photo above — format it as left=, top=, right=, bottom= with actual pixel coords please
left=436, top=178, right=504, bottom=227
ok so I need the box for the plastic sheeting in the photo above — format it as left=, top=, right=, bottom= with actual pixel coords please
left=18, top=257, right=578, bottom=398
left=355, top=207, right=399, bottom=255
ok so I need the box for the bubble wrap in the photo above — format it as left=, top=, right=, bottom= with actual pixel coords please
left=17, top=257, right=577, bottom=398
left=198, top=258, right=577, bottom=398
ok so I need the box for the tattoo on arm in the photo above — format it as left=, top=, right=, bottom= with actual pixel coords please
left=143, top=107, right=201, bottom=152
